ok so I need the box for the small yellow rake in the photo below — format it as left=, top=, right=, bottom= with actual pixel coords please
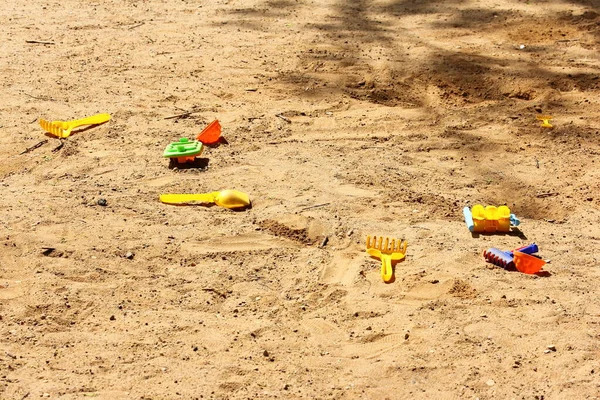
left=39, top=113, right=111, bottom=138
left=366, top=235, right=408, bottom=283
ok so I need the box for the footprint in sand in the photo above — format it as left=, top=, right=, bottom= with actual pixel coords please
left=186, top=233, right=300, bottom=254
left=320, top=252, right=365, bottom=286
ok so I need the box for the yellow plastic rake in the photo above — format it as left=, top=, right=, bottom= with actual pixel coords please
left=366, top=235, right=408, bottom=283
left=39, top=113, right=111, bottom=138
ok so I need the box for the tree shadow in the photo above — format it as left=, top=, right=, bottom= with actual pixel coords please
left=220, top=0, right=600, bottom=221
left=309, top=0, right=392, bottom=43
left=430, top=8, right=520, bottom=29
left=382, top=0, right=467, bottom=16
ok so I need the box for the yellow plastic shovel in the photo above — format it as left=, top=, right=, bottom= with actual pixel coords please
left=159, top=190, right=251, bottom=209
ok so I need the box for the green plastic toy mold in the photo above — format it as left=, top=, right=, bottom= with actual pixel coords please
left=163, top=138, right=204, bottom=158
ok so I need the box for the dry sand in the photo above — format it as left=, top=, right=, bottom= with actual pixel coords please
left=2, top=0, right=600, bottom=398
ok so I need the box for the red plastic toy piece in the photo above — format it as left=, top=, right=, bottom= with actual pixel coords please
left=513, top=251, right=546, bottom=274
left=197, top=120, right=222, bottom=145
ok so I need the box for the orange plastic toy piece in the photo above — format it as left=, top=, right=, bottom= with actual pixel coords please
left=471, top=205, right=511, bottom=233
left=513, top=251, right=546, bottom=274
left=197, top=120, right=222, bottom=145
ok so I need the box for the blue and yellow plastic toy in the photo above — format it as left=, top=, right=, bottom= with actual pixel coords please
left=463, top=205, right=520, bottom=233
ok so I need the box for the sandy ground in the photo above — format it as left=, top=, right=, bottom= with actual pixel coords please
left=2, top=0, right=600, bottom=398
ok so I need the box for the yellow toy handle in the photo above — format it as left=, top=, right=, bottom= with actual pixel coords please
left=69, top=113, right=111, bottom=127
left=159, top=193, right=218, bottom=205
left=380, top=254, right=393, bottom=282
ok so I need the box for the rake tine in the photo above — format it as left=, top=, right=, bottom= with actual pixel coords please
left=366, top=236, right=408, bottom=254
left=40, top=119, right=67, bottom=138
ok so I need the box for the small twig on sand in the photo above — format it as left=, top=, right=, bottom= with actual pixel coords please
left=536, top=192, right=558, bottom=198
left=202, top=288, right=227, bottom=298
left=52, top=140, right=64, bottom=152
left=25, top=40, right=55, bottom=45
left=300, top=202, right=330, bottom=211
left=128, top=22, right=145, bottom=30
left=23, top=92, right=52, bottom=101
left=20, top=139, right=48, bottom=155
left=164, top=111, right=198, bottom=120
left=319, top=236, right=329, bottom=248
left=410, top=225, right=432, bottom=230
left=275, top=114, right=291, bottom=123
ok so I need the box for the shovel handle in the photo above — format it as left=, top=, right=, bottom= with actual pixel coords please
left=159, top=193, right=217, bottom=205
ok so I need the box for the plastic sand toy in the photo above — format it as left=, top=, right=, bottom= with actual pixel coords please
left=536, top=115, right=553, bottom=128
left=366, top=235, right=408, bottom=283
left=197, top=119, right=222, bottom=145
left=463, top=205, right=520, bottom=233
left=163, top=138, right=204, bottom=163
left=160, top=190, right=251, bottom=210
left=39, top=113, right=111, bottom=138
left=483, top=243, right=545, bottom=274
left=513, top=251, right=546, bottom=274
